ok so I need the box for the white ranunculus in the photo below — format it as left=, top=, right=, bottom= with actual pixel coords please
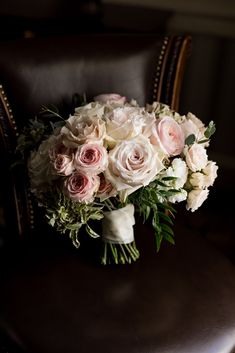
left=168, top=189, right=187, bottom=204
left=61, top=114, right=106, bottom=147
left=202, top=161, right=218, bottom=187
left=189, top=163, right=218, bottom=189
left=184, top=144, right=208, bottom=172
left=164, top=158, right=188, bottom=189
left=186, top=188, right=209, bottom=212
left=189, top=172, right=206, bottom=189
left=105, top=136, right=164, bottom=201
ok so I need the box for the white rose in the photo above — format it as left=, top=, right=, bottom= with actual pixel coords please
left=180, top=119, right=201, bottom=140
left=187, top=112, right=205, bottom=129
left=105, top=136, right=164, bottom=201
left=61, top=114, right=106, bottom=147
left=186, top=188, right=209, bottom=212
left=146, top=102, right=172, bottom=116
left=180, top=113, right=205, bottom=140
left=168, top=189, right=187, bottom=204
left=105, top=106, right=147, bottom=143
left=28, top=135, right=59, bottom=194
left=74, top=101, right=105, bottom=119
left=184, top=144, right=208, bottom=172
left=202, top=161, right=218, bottom=187
left=94, top=93, right=127, bottom=106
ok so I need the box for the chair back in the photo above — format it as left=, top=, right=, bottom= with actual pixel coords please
left=0, top=34, right=191, bottom=237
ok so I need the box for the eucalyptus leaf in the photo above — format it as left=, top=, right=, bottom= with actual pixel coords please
left=204, top=121, right=216, bottom=138
left=185, top=134, right=196, bottom=146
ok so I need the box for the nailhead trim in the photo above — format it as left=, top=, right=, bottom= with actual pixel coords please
left=0, top=86, right=19, bottom=137
left=28, top=192, right=35, bottom=229
left=0, top=83, right=35, bottom=230
left=153, top=37, right=169, bottom=101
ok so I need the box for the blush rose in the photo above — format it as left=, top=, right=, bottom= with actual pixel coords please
left=105, top=136, right=164, bottom=201
left=184, top=144, right=208, bottom=172
left=53, top=154, right=74, bottom=176
left=64, top=172, right=100, bottom=203
left=74, top=143, right=108, bottom=175
left=149, top=116, right=185, bottom=157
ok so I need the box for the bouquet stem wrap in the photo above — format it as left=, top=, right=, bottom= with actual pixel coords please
left=101, top=204, right=140, bottom=265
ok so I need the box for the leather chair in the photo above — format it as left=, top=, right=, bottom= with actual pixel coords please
left=1, top=34, right=235, bottom=353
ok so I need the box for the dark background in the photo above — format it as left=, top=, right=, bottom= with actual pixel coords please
left=0, top=0, right=234, bottom=254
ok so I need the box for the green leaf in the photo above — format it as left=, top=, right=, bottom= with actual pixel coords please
left=156, top=180, right=167, bottom=187
left=163, top=233, right=175, bottom=245
left=85, top=224, right=100, bottom=238
left=161, top=176, right=178, bottom=181
left=70, top=232, right=80, bottom=248
left=143, top=205, right=151, bottom=222
left=155, top=233, right=163, bottom=252
left=158, top=211, right=174, bottom=225
left=161, top=223, right=174, bottom=236
left=204, top=121, right=216, bottom=138
left=185, top=134, right=196, bottom=146
left=198, top=138, right=209, bottom=144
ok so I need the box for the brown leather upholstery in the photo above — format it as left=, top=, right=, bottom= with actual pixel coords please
left=1, top=34, right=235, bottom=353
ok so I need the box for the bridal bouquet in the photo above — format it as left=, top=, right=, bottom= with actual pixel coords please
left=16, top=93, right=218, bottom=265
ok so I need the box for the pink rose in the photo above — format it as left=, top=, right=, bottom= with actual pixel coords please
left=64, top=172, right=99, bottom=203
left=150, top=116, right=185, bottom=156
left=74, top=143, right=108, bottom=175
left=94, top=93, right=126, bottom=105
left=97, top=174, right=116, bottom=201
left=53, top=154, right=74, bottom=176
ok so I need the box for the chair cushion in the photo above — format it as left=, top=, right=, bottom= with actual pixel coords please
left=1, top=218, right=235, bottom=353
left=0, top=34, right=164, bottom=128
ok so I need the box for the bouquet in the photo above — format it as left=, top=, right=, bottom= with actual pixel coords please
left=16, top=93, right=218, bottom=265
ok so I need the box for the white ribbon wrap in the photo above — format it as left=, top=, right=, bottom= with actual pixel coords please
left=102, top=204, right=135, bottom=244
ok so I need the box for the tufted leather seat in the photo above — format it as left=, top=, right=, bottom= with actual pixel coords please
left=1, top=34, right=235, bottom=353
